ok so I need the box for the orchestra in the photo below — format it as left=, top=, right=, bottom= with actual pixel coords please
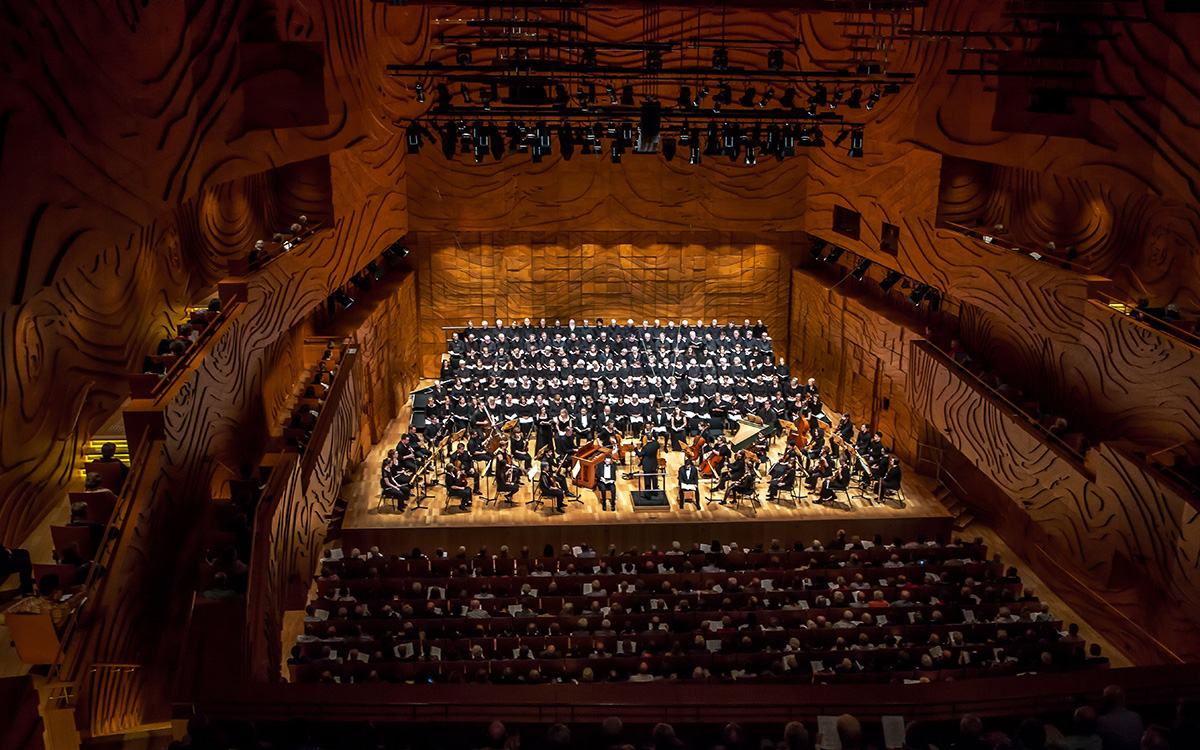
left=384, top=318, right=903, bottom=515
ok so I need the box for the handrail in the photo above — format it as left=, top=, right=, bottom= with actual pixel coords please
left=243, top=452, right=302, bottom=681
left=228, top=222, right=326, bottom=277
left=46, top=425, right=156, bottom=686
left=183, top=663, right=1200, bottom=724
left=300, top=348, right=358, bottom=484
left=915, top=341, right=1092, bottom=473
left=940, top=220, right=1097, bottom=275
left=142, top=301, right=244, bottom=402
left=1089, top=291, right=1200, bottom=352
left=1030, top=544, right=1184, bottom=665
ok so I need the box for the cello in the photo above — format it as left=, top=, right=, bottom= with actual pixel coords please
left=683, top=435, right=706, bottom=462
left=699, top=447, right=724, bottom=477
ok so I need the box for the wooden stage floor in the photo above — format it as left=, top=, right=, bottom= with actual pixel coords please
left=339, top=389, right=953, bottom=554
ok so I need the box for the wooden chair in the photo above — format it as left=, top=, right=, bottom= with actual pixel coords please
left=84, top=460, right=124, bottom=491
left=70, top=490, right=114, bottom=525
left=5, top=612, right=61, bottom=665
left=51, top=525, right=95, bottom=562
left=32, top=564, right=78, bottom=588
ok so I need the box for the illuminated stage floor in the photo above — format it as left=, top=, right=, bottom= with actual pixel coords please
left=338, top=386, right=953, bottom=554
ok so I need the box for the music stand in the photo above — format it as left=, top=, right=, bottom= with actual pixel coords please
left=410, top=459, right=432, bottom=510
left=524, top=464, right=542, bottom=511
left=567, top=461, right=584, bottom=505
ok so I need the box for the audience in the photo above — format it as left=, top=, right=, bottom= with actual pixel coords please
left=287, top=533, right=1112, bottom=686
left=173, top=695, right=1183, bottom=750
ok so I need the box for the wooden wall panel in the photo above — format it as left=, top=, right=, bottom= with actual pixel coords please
left=345, top=273, right=421, bottom=444
left=938, top=157, right=1200, bottom=313
left=910, top=343, right=1200, bottom=661
left=413, top=231, right=800, bottom=376
left=788, top=269, right=923, bottom=465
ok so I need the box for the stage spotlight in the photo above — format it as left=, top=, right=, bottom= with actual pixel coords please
left=832, top=129, right=849, bottom=148
left=780, top=124, right=796, bottom=157
left=866, top=89, right=881, bottom=110
left=744, top=145, right=756, bottom=165
left=739, top=87, right=757, bottom=107
left=619, top=122, right=633, bottom=146
left=406, top=124, right=423, bottom=154
left=606, top=84, right=617, bottom=104
left=415, top=82, right=425, bottom=103
left=846, top=87, right=863, bottom=108
left=383, top=241, right=409, bottom=266
left=455, top=47, right=472, bottom=65
left=646, top=50, right=663, bottom=71
left=764, top=124, right=780, bottom=158
left=810, top=126, right=825, bottom=147
left=611, top=142, right=622, bottom=163
left=559, top=124, right=575, bottom=161
left=333, top=289, right=355, bottom=309
left=829, top=89, right=844, bottom=109
left=582, top=48, right=597, bottom=69
left=489, top=125, right=505, bottom=160
left=460, top=83, right=472, bottom=103
left=713, top=46, right=729, bottom=70
left=767, top=48, right=784, bottom=71
left=883, top=83, right=901, bottom=95
left=704, top=122, right=720, bottom=155
left=722, top=123, right=741, bottom=161
left=473, top=123, right=490, bottom=163
left=693, top=87, right=708, bottom=108
left=824, top=246, right=844, bottom=263
left=678, top=86, right=692, bottom=108
left=780, top=88, right=797, bottom=108
left=757, top=87, right=775, bottom=108
left=352, top=272, right=372, bottom=292
left=662, top=137, right=677, bottom=162
left=439, top=122, right=457, bottom=159
left=480, top=83, right=495, bottom=110
left=554, top=84, right=569, bottom=107
left=879, top=270, right=902, bottom=291
left=436, top=83, right=452, bottom=109
left=809, top=237, right=829, bottom=260
left=689, top=141, right=702, bottom=164
left=809, top=84, right=827, bottom=108
left=848, top=129, right=864, bottom=158
left=620, top=86, right=635, bottom=106
left=907, top=283, right=930, bottom=306
left=851, top=259, right=872, bottom=279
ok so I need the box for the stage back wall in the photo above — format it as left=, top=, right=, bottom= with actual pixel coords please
left=411, top=232, right=803, bottom=377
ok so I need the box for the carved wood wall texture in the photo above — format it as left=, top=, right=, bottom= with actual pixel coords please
left=338, top=272, right=422, bottom=444
left=938, top=156, right=1200, bottom=313
left=788, top=269, right=923, bottom=467
left=0, top=0, right=426, bottom=546
left=412, top=232, right=802, bottom=377
left=910, top=343, right=1200, bottom=661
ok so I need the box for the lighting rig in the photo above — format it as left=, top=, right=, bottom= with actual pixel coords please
left=384, top=2, right=916, bottom=165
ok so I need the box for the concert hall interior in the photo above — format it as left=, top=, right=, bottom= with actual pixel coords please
left=2, top=1, right=1200, bottom=750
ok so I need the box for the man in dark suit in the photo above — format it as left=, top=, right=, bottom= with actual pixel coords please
left=596, top=455, right=618, bottom=511
left=678, top=457, right=700, bottom=509
left=637, top=434, right=661, bottom=490
left=539, top=463, right=567, bottom=513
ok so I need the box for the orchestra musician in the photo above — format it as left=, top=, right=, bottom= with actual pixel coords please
left=714, top=450, right=746, bottom=495
left=495, top=450, right=521, bottom=503
left=805, top=456, right=832, bottom=494
left=380, top=463, right=410, bottom=511
left=446, top=465, right=473, bottom=512
left=724, top=461, right=757, bottom=505
left=538, top=461, right=568, bottom=513
left=817, top=458, right=852, bottom=504
left=596, top=454, right=618, bottom=511
left=678, top=456, right=700, bottom=508
left=511, top=430, right=532, bottom=469
left=878, top=457, right=902, bottom=501
left=765, top=454, right=796, bottom=502
left=834, top=413, right=855, bottom=443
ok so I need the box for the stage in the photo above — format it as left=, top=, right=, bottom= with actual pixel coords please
left=337, top=389, right=954, bottom=554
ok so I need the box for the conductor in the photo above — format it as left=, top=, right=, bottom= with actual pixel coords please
left=637, top=433, right=661, bottom=490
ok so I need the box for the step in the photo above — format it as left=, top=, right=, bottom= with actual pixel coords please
left=952, top=512, right=975, bottom=531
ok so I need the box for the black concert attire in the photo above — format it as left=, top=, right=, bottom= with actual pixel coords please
left=637, top=438, right=661, bottom=490
left=596, top=460, right=618, bottom=511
